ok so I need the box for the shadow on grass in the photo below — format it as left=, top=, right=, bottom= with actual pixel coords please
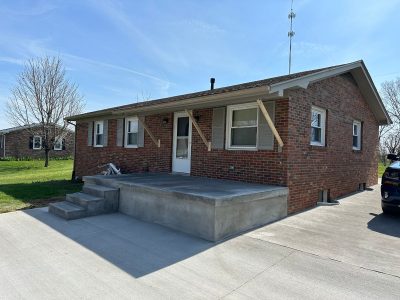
left=0, top=180, right=83, bottom=206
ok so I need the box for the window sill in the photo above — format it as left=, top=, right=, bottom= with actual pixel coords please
left=125, top=145, right=138, bottom=148
left=310, top=143, right=325, bottom=147
left=93, top=145, right=103, bottom=148
left=225, top=147, right=258, bottom=151
left=309, top=145, right=327, bottom=150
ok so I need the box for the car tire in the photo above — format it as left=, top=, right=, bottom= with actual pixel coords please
left=382, top=206, right=392, bottom=214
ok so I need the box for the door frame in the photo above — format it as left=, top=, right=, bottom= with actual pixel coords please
left=172, top=111, right=192, bottom=174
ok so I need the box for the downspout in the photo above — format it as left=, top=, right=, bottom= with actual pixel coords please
left=3, top=134, right=5, bottom=158
left=67, top=120, right=77, bottom=181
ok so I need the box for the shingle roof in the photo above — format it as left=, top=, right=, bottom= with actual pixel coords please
left=0, top=123, right=73, bottom=134
left=0, top=124, right=40, bottom=134
left=112, top=66, right=334, bottom=112
left=67, top=64, right=340, bottom=120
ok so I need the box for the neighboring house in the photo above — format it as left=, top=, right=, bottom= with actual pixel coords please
left=0, top=124, right=74, bottom=159
left=66, top=60, right=391, bottom=214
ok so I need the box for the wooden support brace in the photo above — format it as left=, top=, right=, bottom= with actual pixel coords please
left=185, top=109, right=211, bottom=151
left=256, top=99, right=284, bottom=148
left=138, top=117, right=160, bottom=147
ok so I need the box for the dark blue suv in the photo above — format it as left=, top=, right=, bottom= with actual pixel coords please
left=381, top=154, right=400, bottom=214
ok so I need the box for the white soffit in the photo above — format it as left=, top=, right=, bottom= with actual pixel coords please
left=267, top=61, right=391, bottom=125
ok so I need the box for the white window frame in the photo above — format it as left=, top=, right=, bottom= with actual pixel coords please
left=94, top=121, right=104, bottom=147
left=125, top=117, right=139, bottom=148
left=310, top=106, right=326, bottom=147
left=225, top=102, right=258, bottom=150
left=353, top=120, right=362, bottom=150
left=33, top=136, right=42, bottom=150
left=54, top=137, right=63, bottom=151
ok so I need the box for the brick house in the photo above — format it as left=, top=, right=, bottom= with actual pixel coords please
left=66, top=60, right=390, bottom=214
left=0, top=124, right=74, bottom=159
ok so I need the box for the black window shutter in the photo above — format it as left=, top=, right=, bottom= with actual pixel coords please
left=211, top=107, right=226, bottom=149
left=122, top=118, right=125, bottom=147
left=137, top=118, right=144, bottom=147
left=87, top=122, right=93, bottom=146
left=62, top=138, right=66, bottom=150
left=29, top=136, right=33, bottom=149
left=116, top=119, right=123, bottom=147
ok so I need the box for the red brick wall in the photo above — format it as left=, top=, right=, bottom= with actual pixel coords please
left=75, top=113, right=173, bottom=176
left=1, top=129, right=74, bottom=159
left=75, top=101, right=289, bottom=187
left=286, top=73, right=379, bottom=213
left=190, top=100, right=288, bottom=186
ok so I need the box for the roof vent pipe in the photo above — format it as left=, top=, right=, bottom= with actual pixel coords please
left=210, top=78, right=215, bottom=90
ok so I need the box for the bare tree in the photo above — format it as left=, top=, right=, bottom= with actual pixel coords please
left=383, top=130, right=400, bottom=155
left=379, top=78, right=400, bottom=163
left=7, top=56, right=84, bottom=167
left=381, top=78, right=400, bottom=124
left=379, top=123, right=393, bottom=141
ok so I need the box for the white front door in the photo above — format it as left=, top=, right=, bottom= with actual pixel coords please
left=172, top=112, right=192, bottom=174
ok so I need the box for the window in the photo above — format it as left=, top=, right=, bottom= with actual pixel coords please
left=175, top=116, right=189, bottom=158
left=54, top=137, right=63, bottom=151
left=353, top=120, right=362, bottom=150
left=226, top=103, right=258, bottom=150
left=33, top=136, right=42, bottom=150
left=310, top=106, right=326, bottom=146
left=94, top=121, right=104, bottom=147
left=0, top=135, right=3, bottom=149
left=125, top=117, right=138, bottom=148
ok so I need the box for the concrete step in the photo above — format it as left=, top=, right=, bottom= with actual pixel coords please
left=83, top=176, right=119, bottom=188
left=66, top=192, right=104, bottom=216
left=83, top=184, right=118, bottom=199
left=48, top=201, right=86, bottom=220
left=49, top=181, right=120, bottom=220
left=83, top=184, right=119, bottom=212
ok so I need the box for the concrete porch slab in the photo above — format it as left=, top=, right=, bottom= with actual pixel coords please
left=83, top=173, right=286, bottom=201
left=83, top=173, right=288, bottom=241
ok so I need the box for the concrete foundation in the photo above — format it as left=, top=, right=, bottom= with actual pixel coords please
left=83, top=173, right=288, bottom=241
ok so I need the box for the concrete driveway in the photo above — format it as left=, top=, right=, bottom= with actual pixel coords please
left=0, top=184, right=399, bottom=299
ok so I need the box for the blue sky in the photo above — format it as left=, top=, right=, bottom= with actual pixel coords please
left=0, top=0, right=399, bottom=128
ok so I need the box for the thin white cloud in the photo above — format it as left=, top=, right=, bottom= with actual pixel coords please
left=0, top=34, right=171, bottom=86
left=174, top=19, right=226, bottom=35
left=0, top=56, right=25, bottom=66
left=0, top=35, right=51, bottom=59
left=61, top=52, right=170, bottom=85
left=0, top=0, right=58, bottom=16
left=86, top=0, right=188, bottom=67
left=292, top=42, right=334, bottom=55
left=344, top=0, right=400, bottom=30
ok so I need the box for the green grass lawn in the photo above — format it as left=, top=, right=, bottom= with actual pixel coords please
left=0, top=160, right=82, bottom=213
left=378, top=162, right=386, bottom=178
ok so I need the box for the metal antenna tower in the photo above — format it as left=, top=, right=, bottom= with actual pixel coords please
left=288, top=0, right=296, bottom=74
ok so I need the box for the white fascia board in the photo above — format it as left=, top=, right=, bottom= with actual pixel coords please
left=266, top=61, right=391, bottom=125
left=268, top=61, right=363, bottom=96
left=357, top=61, right=392, bottom=125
